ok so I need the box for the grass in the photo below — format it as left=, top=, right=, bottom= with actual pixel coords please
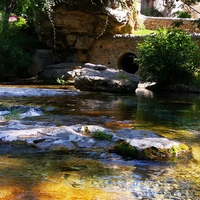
left=134, top=29, right=155, bottom=35
left=93, top=131, right=113, bottom=141
left=118, top=74, right=129, bottom=80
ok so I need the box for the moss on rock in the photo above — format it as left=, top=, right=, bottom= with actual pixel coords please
left=93, top=130, right=113, bottom=141
left=111, top=140, right=191, bottom=161
left=111, top=140, right=137, bottom=159
left=143, top=143, right=191, bottom=161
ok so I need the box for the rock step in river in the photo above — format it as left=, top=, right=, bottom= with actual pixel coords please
left=0, top=105, right=191, bottom=161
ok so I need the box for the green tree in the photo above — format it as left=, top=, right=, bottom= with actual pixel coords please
left=137, top=28, right=200, bottom=85
left=0, top=0, right=45, bottom=78
left=0, top=0, right=44, bottom=32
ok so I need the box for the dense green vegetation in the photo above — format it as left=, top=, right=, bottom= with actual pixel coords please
left=174, top=10, right=191, bottom=18
left=0, top=0, right=45, bottom=79
left=137, top=28, right=200, bottom=86
left=112, top=141, right=137, bottom=159
left=0, top=17, right=42, bottom=78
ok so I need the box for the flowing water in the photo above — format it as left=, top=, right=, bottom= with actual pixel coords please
left=0, top=85, right=200, bottom=200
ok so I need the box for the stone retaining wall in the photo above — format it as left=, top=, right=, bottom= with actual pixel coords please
left=141, top=15, right=200, bottom=33
left=88, top=35, right=144, bottom=69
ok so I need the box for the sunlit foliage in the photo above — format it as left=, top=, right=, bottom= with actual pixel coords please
left=137, top=28, right=200, bottom=85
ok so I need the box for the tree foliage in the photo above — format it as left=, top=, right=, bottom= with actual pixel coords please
left=137, top=28, right=200, bottom=85
left=0, top=0, right=45, bottom=78
left=0, top=17, right=38, bottom=77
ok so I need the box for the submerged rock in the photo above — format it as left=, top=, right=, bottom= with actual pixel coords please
left=0, top=105, right=43, bottom=120
left=69, top=63, right=139, bottom=92
left=0, top=105, right=191, bottom=161
left=0, top=119, right=191, bottom=162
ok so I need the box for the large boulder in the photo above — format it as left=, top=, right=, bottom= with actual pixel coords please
left=34, top=0, right=135, bottom=62
left=69, top=63, right=139, bottom=92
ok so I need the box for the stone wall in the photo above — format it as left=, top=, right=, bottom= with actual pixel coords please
left=141, top=15, right=200, bottom=33
left=88, top=35, right=144, bottom=69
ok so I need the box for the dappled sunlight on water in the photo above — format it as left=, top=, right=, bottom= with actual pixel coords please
left=0, top=186, right=24, bottom=200
left=0, top=155, right=135, bottom=200
left=0, top=152, right=200, bottom=199
left=32, top=179, right=133, bottom=200
left=192, top=145, right=200, bottom=161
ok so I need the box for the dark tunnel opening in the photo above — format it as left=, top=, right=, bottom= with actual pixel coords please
left=118, top=52, right=139, bottom=74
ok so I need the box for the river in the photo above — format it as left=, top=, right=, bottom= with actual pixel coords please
left=0, top=85, right=199, bottom=200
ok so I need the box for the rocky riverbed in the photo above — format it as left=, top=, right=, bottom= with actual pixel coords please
left=0, top=97, right=191, bottom=162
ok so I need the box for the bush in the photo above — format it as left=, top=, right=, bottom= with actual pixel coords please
left=174, top=11, right=191, bottom=18
left=0, top=16, right=43, bottom=78
left=137, top=28, right=200, bottom=85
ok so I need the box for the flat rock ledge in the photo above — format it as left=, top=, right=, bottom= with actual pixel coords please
left=42, top=62, right=83, bottom=83
left=69, top=63, right=139, bottom=93
left=0, top=121, right=191, bottom=161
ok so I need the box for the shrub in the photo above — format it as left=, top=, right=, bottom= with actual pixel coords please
left=0, top=16, right=43, bottom=78
left=137, top=28, right=200, bottom=85
left=174, top=11, right=191, bottom=18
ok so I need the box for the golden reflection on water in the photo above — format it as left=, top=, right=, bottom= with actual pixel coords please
left=191, top=145, right=200, bottom=161
left=0, top=149, right=199, bottom=199
left=0, top=186, right=24, bottom=200
left=32, top=179, right=131, bottom=200
left=0, top=155, right=134, bottom=200
left=0, top=151, right=200, bottom=200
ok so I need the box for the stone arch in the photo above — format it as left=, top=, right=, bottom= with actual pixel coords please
left=118, top=52, right=139, bottom=74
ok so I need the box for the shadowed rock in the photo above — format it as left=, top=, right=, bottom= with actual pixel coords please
left=69, top=63, right=139, bottom=92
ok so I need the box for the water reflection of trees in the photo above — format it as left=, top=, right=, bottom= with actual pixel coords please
left=136, top=94, right=200, bottom=129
